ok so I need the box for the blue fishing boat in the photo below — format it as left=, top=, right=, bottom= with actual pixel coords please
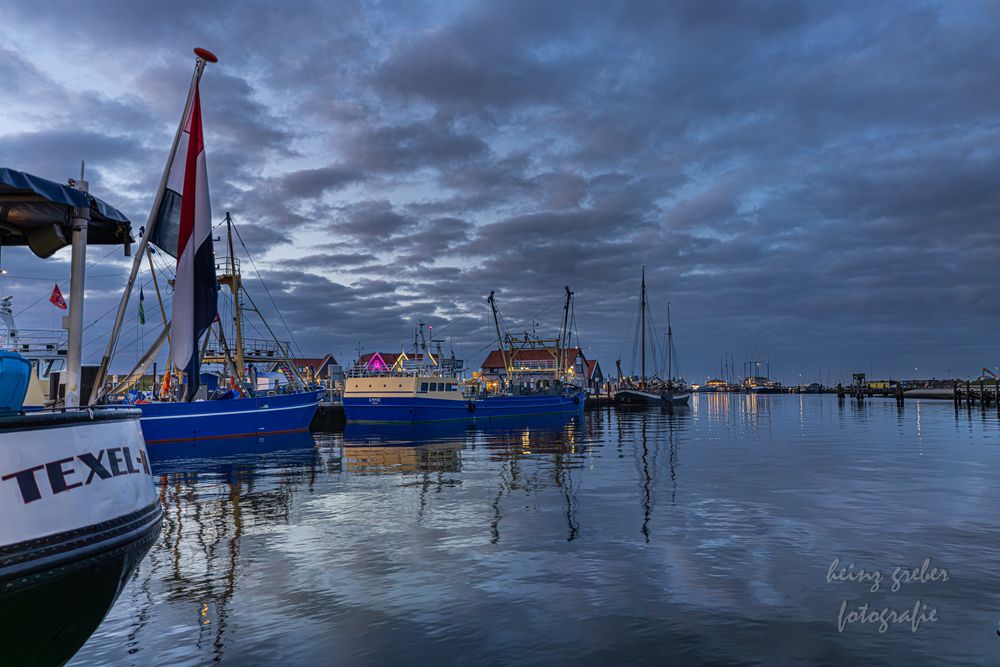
left=344, top=380, right=583, bottom=423
left=344, top=290, right=586, bottom=423
left=125, top=213, right=323, bottom=448
left=140, top=389, right=323, bottom=445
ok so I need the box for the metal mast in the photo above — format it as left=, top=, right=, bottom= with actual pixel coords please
left=222, top=212, right=245, bottom=377
left=64, top=161, right=89, bottom=408
left=487, top=291, right=509, bottom=388
left=559, top=285, right=573, bottom=378
left=667, top=302, right=672, bottom=382
left=640, top=267, right=646, bottom=389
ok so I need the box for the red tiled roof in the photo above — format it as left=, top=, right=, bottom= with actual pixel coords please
left=586, top=359, right=598, bottom=377
left=482, top=347, right=584, bottom=369
left=270, top=354, right=336, bottom=374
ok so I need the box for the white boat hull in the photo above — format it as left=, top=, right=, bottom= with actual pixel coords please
left=0, top=409, right=162, bottom=665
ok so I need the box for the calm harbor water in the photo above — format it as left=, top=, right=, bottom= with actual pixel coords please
left=70, top=395, right=1000, bottom=666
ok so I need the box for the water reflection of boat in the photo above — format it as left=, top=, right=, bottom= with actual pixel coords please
left=343, top=419, right=477, bottom=446
left=343, top=413, right=581, bottom=448
left=612, top=407, right=687, bottom=542
left=344, top=443, right=463, bottom=475
left=145, top=432, right=332, bottom=662
left=149, top=430, right=318, bottom=471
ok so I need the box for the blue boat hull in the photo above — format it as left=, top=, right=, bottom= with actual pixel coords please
left=343, top=391, right=585, bottom=424
left=138, top=390, right=322, bottom=447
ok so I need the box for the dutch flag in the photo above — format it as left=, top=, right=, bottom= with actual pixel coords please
left=150, top=82, right=218, bottom=401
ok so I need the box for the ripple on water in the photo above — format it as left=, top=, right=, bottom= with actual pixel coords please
left=69, top=396, right=1000, bottom=666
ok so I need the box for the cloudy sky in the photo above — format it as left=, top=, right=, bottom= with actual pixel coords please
left=1, top=0, right=997, bottom=382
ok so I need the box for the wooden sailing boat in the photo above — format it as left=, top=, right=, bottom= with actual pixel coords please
left=614, top=268, right=689, bottom=406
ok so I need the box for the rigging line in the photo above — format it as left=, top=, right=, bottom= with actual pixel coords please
left=82, top=273, right=159, bottom=333
left=230, top=217, right=304, bottom=359
left=13, top=292, right=53, bottom=318
left=9, top=245, right=124, bottom=318
left=85, top=311, right=144, bottom=362
left=628, top=290, right=641, bottom=376
left=239, top=285, right=296, bottom=362
left=86, top=245, right=121, bottom=271
left=509, top=295, right=562, bottom=334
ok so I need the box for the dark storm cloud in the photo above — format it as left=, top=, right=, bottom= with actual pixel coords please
left=279, top=165, right=365, bottom=199
left=284, top=252, right=378, bottom=269
left=331, top=200, right=415, bottom=243
left=2, top=0, right=997, bottom=378
left=338, top=117, right=489, bottom=172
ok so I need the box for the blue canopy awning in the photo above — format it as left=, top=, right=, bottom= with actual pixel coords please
left=0, top=167, right=133, bottom=257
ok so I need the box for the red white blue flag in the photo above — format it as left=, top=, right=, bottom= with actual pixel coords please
left=150, top=82, right=218, bottom=401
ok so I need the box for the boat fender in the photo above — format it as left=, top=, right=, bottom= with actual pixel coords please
left=573, top=395, right=581, bottom=404
left=467, top=401, right=476, bottom=412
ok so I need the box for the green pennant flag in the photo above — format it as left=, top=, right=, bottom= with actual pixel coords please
left=139, top=286, right=146, bottom=325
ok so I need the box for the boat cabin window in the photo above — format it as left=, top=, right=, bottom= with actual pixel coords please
left=420, top=382, right=428, bottom=392
left=447, top=383, right=456, bottom=392
left=430, top=382, right=439, bottom=391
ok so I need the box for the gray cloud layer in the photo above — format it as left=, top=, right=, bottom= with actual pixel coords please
left=1, top=0, right=997, bottom=381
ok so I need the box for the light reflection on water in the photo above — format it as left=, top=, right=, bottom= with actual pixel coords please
left=70, top=396, right=1000, bottom=666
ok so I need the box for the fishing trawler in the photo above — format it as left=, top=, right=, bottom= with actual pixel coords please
left=344, top=289, right=586, bottom=423
left=0, top=166, right=161, bottom=665
left=88, top=50, right=320, bottom=448
left=614, top=268, right=690, bottom=407
left=130, top=214, right=321, bottom=446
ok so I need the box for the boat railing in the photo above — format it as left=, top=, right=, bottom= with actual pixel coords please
left=214, top=256, right=241, bottom=276
left=0, top=328, right=68, bottom=356
left=203, top=337, right=291, bottom=361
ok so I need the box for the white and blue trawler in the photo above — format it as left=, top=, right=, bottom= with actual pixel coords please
left=0, top=167, right=162, bottom=665
left=344, top=291, right=586, bottom=424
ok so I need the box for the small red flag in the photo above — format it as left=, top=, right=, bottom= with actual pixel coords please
left=50, top=283, right=67, bottom=310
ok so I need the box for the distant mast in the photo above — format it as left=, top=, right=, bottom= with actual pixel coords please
left=640, top=267, right=646, bottom=390
left=667, top=302, right=672, bottom=382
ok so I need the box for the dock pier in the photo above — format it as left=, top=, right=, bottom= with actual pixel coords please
left=311, top=402, right=345, bottom=431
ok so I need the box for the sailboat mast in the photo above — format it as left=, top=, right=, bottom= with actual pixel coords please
left=640, top=267, right=646, bottom=389
left=667, top=302, right=672, bottom=381
left=226, top=212, right=245, bottom=377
